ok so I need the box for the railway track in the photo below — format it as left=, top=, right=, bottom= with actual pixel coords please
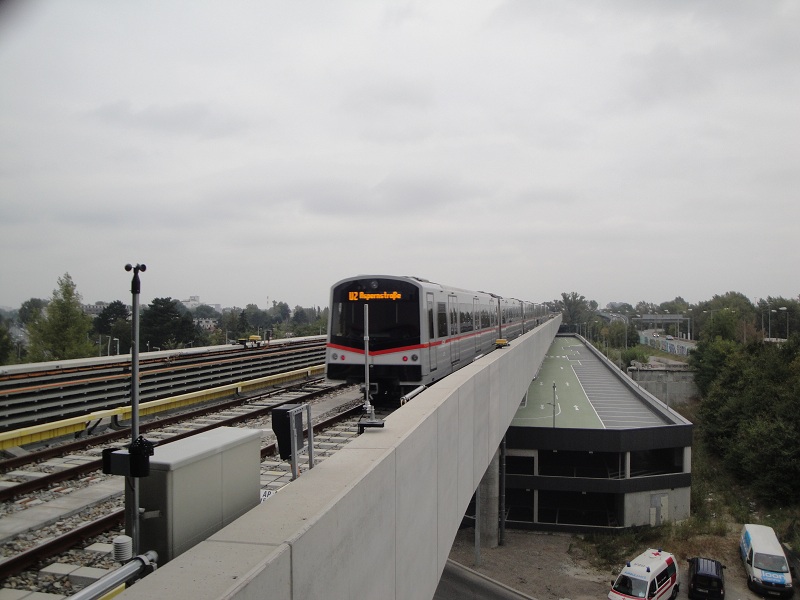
left=1, top=379, right=382, bottom=591
left=0, top=376, right=345, bottom=502
left=0, top=338, right=326, bottom=432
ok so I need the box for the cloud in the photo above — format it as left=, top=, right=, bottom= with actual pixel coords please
left=87, top=100, right=248, bottom=139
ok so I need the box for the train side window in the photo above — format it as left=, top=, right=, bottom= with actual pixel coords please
left=460, top=303, right=472, bottom=333
left=437, top=303, right=448, bottom=338
left=448, top=296, right=458, bottom=336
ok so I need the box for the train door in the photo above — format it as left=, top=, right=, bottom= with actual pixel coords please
left=448, top=294, right=460, bottom=365
left=473, top=298, right=479, bottom=354
left=427, top=292, right=437, bottom=373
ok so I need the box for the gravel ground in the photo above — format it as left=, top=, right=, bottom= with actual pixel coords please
left=447, top=527, right=768, bottom=600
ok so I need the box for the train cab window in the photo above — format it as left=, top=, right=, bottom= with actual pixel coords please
left=330, top=281, right=421, bottom=351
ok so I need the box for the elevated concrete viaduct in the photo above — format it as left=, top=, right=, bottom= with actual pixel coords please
left=120, top=315, right=561, bottom=600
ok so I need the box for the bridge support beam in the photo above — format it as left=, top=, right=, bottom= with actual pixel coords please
left=478, top=448, right=500, bottom=549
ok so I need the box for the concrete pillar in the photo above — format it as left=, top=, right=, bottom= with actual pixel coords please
left=478, top=448, right=500, bottom=548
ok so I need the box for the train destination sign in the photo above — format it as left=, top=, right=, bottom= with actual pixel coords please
left=348, top=291, right=403, bottom=301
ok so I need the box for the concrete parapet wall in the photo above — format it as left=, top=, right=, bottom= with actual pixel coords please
left=120, top=316, right=561, bottom=600
left=630, top=369, right=699, bottom=406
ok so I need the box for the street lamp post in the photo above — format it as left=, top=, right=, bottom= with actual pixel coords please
left=779, top=307, right=788, bottom=340
left=769, top=309, right=777, bottom=341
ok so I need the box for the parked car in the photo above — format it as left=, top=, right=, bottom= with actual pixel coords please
left=740, top=524, right=794, bottom=598
left=609, top=549, right=679, bottom=600
left=687, top=557, right=725, bottom=599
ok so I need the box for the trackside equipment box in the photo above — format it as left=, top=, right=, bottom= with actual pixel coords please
left=139, top=427, right=262, bottom=564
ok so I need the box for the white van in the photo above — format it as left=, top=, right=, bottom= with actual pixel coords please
left=739, top=524, right=794, bottom=597
left=609, top=548, right=679, bottom=600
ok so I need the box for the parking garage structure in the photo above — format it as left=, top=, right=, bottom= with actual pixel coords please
left=504, top=334, right=693, bottom=531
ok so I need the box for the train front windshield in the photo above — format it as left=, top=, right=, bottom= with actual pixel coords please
left=330, top=279, right=420, bottom=351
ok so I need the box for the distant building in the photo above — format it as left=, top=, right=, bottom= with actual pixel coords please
left=83, top=301, right=109, bottom=316
left=180, top=296, right=222, bottom=313
left=194, top=318, right=218, bottom=331
left=181, top=296, right=202, bottom=310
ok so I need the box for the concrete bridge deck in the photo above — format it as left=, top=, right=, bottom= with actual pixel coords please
left=118, top=316, right=561, bottom=600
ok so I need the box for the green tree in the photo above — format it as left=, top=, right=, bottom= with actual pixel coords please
left=0, top=316, right=13, bottom=364
left=698, top=337, right=800, bottom=504
left=94, top=300, right=130, bottom=335
left=18, top=298, right=47, bottom=325
left=26, top=273, right=95, bottom=361
left=219, top=308, right=243, bottom=342
left=243, top=304, right=271, bottom=332
left=141, top=297, right=196, bottom=350
left=292, top=305, right=310, bottom=327
left=560, top=292, right=590, bottom=328
left=193, top=304, right=221, bottom=320
left=688, top=336, right=740, bottom=397
left=269, top=301, right=291, bottom=324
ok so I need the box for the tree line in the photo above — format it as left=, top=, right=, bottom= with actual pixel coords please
left=0, top=273, right=327, bottom=364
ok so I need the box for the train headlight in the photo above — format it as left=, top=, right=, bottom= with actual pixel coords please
left=411, top=354, right=419, bottom=362
left=331, top=353, right=338, bottom=360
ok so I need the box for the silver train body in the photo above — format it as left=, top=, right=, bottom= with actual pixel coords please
left=325, top=275, right=550, bottom=400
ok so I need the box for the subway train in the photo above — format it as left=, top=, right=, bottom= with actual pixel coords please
left=325, top=275, right=551, bottom=401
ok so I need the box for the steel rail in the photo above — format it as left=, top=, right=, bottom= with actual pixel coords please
left=0, top=402, right=366, bottom=581
left=0, top=510, right=125, bottom=580
left=0, top=379, right=348, bottom=502
left=0, top=341, right=326, bottom=432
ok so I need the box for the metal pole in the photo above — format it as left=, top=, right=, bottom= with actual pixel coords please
left=125, top=263, right=145, bottom=556
left=499, top=436, right=506, bottom=546
left=363, top=304, right=375, bottom=421
left=290, top=411, right=299, bottom=480
left=68, top=551, right=158, bottom=600
left=474, top=485, right=481, bottom=567
left=364, top=304, right=370, bottom=407
left=306, top=403, right=314, bottom=470
left=552, top=382, right=557, bottom=429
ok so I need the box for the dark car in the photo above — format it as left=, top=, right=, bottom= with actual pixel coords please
left=687, top=557, right=726, bottom=599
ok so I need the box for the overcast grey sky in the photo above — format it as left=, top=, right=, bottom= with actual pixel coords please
left=1, top=1, right=798, bottom=311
